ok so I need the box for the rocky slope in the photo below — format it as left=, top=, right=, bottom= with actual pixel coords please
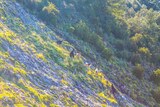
left=0, top=0, right=156, bottom=107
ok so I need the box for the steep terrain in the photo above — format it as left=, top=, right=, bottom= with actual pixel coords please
left=0, top=0, right=160, bottom=107
left=0, top=0, right=144, bottom=107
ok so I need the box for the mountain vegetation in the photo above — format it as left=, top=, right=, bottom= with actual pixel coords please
left=0, top=0, right=160, bottom=106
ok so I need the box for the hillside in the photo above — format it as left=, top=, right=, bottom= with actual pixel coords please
left=0, top=0, right=160, bottom=107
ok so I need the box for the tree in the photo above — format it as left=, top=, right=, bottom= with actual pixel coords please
left=40, top=2, right=59, bottom=24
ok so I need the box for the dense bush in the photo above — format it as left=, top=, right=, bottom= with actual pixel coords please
left=151, top=53, right=160, bottom=65
left=16, top=0, right=59, bottom=25
left=73, top=21, right=112, bottom=60
left=130, top=33, right=143, bottom=44
left=75, top=21, right=93, bottom=41
left=114, top=39, right=125, bottom=50
left=111, top=19, right=129, bottom=39
left=116, top=50, right=131, bottom=60
left=150, top=69, right=160, bottom=84
left=156, top=15, right=160, bottom=25
left=138, top=47, right=150, bottom=55
left=127, top=42, right=138, bottom=52
left=16, top=0, right=47, bottom=11
left=132, top=64, right=145, bottom=79
left=138, top=47, right=151, bottom=60
left=151, top=87, right=160, bottom=103
left=130, top=53, right=141, bottom=65
left=102, top=48, right=112, bottom=60
left=40, top=2, right=59, bottom=24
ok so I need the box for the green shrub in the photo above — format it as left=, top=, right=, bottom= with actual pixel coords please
left=132, top=64, right=145, bottom=79
left=17, top=0, right=58, bottom=25
left=130, top=33, right=143, bottom=44
left=73, top=21, right=92, bottom=42
left=116, top=50, right=131, bottom=60
left=40, top=2, right=59, bottom=24
left=68, top=59, right=86, bottom=73
left=156, top=15, right=160, bottom=26
left=111, top=19, right=129, bottom=39
left=16, top=0, right=47, bottom=11
left=128, top=42, right=138, bottom=52
left=73, top=21, right=112, bottom=60
left=151, top=69, right=160, bottom=84
left=130, top=53, right=141, bottom=65
left=102, top=48, right=112, bottom=60
left=138, top=47, right=150, bottom=55
left=93, top=34, right=105, bottom=51
left=151, top=53, right=160, bottom=65
left=151, top=87, right=160, bottom=103
left=114, top=39, right=125, bottom=50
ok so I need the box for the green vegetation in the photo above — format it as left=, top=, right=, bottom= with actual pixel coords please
left=16, top=0, right=59, bottom=25
left=0, top=0, right=160, bottom=106
left=73, top=21, right=112, bottom=60
left=130, top=33, right=143, bottom=44
left=40, top=2, right=59, bottom=24
left=130, top=53, right=141, bottom=65
left=151, top=69, right=160, bottom=84
left=151, top=87, right=160, bottom=103
left=132, top=64, right=145, bottom=79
